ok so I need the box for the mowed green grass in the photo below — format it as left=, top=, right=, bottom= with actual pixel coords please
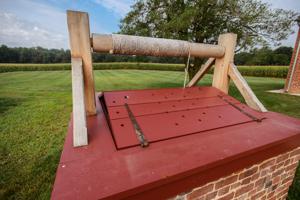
left=0, top=70, right=299, bottom=200
left=0, top=63, right=289, bottom=78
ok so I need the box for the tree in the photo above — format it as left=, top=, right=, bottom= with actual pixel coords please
left=119, top=0, right=298, bottom=78
left=235, top=46, right=293, bottom=65
left=235, top=52, right=253, bottom=65
left=248, top=47, right=274, bottom=65
left=273, top=46, right=293, bottom=65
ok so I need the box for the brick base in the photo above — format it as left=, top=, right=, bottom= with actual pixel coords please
left=170, top=147, right=300, bottom=200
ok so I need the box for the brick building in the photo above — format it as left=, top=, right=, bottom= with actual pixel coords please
left=284, top=19, right=300, bottom=94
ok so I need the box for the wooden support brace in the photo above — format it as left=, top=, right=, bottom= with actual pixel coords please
left=67, top=10, right=96, bottom=115
left=228, top=63, right=267, bottom=112
left=187, top=58, right=215, bottom=87
left=71, top=58, right=88, bottom=147
left=212, top=33, right=237, bottom=93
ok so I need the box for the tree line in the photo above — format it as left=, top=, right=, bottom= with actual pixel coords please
left=0, top=45, right=181, bottom=64
left=0, top=44, right=293, bottom=65
left=235, top=46, right=293, bottom=66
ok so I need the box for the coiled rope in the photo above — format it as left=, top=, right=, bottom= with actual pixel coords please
left=183, top=43, right=191, bottom=88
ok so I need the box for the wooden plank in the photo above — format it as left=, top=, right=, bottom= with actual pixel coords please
left=71, top=57, right=88, bottom=147
left=67, top=10, right=96, bottom=115
left=92, top=34, right=225, bottom=58
left=187, top=58, right=215, bottom=87
left=212, top=33, right=237, bottom=93
left=228, top=63, right=267, bottom=112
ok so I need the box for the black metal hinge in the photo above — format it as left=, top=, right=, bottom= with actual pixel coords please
left=124, top=103, right=149, bottom=147
left=218, top=95, right=262, bottom=122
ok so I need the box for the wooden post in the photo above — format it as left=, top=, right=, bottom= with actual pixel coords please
left=67, top=10, right=96, bottom=115
left=212, top=33, right=237, bottom=93
left=71, top=58, right=88, bottom=147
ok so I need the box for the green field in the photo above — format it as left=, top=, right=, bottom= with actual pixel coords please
left=0, top=70, right=299, bottom=199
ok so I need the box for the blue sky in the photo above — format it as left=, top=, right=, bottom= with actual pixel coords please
left=0, top=0, right=299, bottom=49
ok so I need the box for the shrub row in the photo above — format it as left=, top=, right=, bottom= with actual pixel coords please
left=0, top=63, right=288, bottom=78
left=0, top=62, right=184, bottom=73
left=237, top=66, right=288, bottom=78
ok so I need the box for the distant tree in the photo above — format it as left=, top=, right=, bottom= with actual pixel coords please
left=272, top=46, right=292, bottom=65
left=271, top=54, right=289, bottom=65
left=0, top=46, right=72, bottom=63
left=235, top=52, right=252, bottom=65
left=120, top=0, right=298, bottom=78
left=0, top=44, right=292, bottom=65
left=235, top=46, right=293, bottom=66
left=249, top=47, right=274, bottom=65
left=274, top=46, right=293, bottom=56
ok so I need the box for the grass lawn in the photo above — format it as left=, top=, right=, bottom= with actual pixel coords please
left=0, top=70, right=299, bottom=200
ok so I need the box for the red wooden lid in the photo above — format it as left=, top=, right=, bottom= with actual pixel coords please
left=102, top=87, right=264, bottom=149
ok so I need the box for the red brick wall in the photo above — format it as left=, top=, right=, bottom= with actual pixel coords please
left=285, top=27, right=300, bottom=94
left=170, top=147, right=300, bottom=200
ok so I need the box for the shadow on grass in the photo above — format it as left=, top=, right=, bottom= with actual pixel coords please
left=0, top=97, right=23, bottom=114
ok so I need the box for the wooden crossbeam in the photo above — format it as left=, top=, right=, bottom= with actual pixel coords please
left=71, top=57, right=88, bottom=147
left=187, top=58, right=215, bottom=87
left=228, top=63, right=267, bottom=112
left=92, top=34, right=225, bottom=58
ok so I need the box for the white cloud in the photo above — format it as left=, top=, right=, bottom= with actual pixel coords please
left=0, top=12, right=67, bottom=49
left=94, top=0, right=133, bottom=16
left=0, top=0, right=68, bottom=49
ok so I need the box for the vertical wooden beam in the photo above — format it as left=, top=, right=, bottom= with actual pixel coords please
left=71, top=58, right=88, bottom=147
left=67, top=10, right=96, bottom=115
left=212, top=33, right=237, bottom=93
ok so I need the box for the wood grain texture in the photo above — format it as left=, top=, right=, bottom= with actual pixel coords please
left=67, top=10, right=96, bottom=115
left=92, top=34, right=225, bottom=58
left=228, top=63, right=267, bottom=112
left=71, top=58, right=88, bottom=147
left=187, top=58, right=215, bottom=87
left=212, top=33, right=237, bottom=93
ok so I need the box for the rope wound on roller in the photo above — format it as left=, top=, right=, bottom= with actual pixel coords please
left=110, top=34, right=191, bottom=57
left=109, top=34, right=193, bottom=88
left=110, top=34, right=192, bottom=88
left=92, top=33, right=225, bottom=58
left=183, top=44, right=191, bottom=88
